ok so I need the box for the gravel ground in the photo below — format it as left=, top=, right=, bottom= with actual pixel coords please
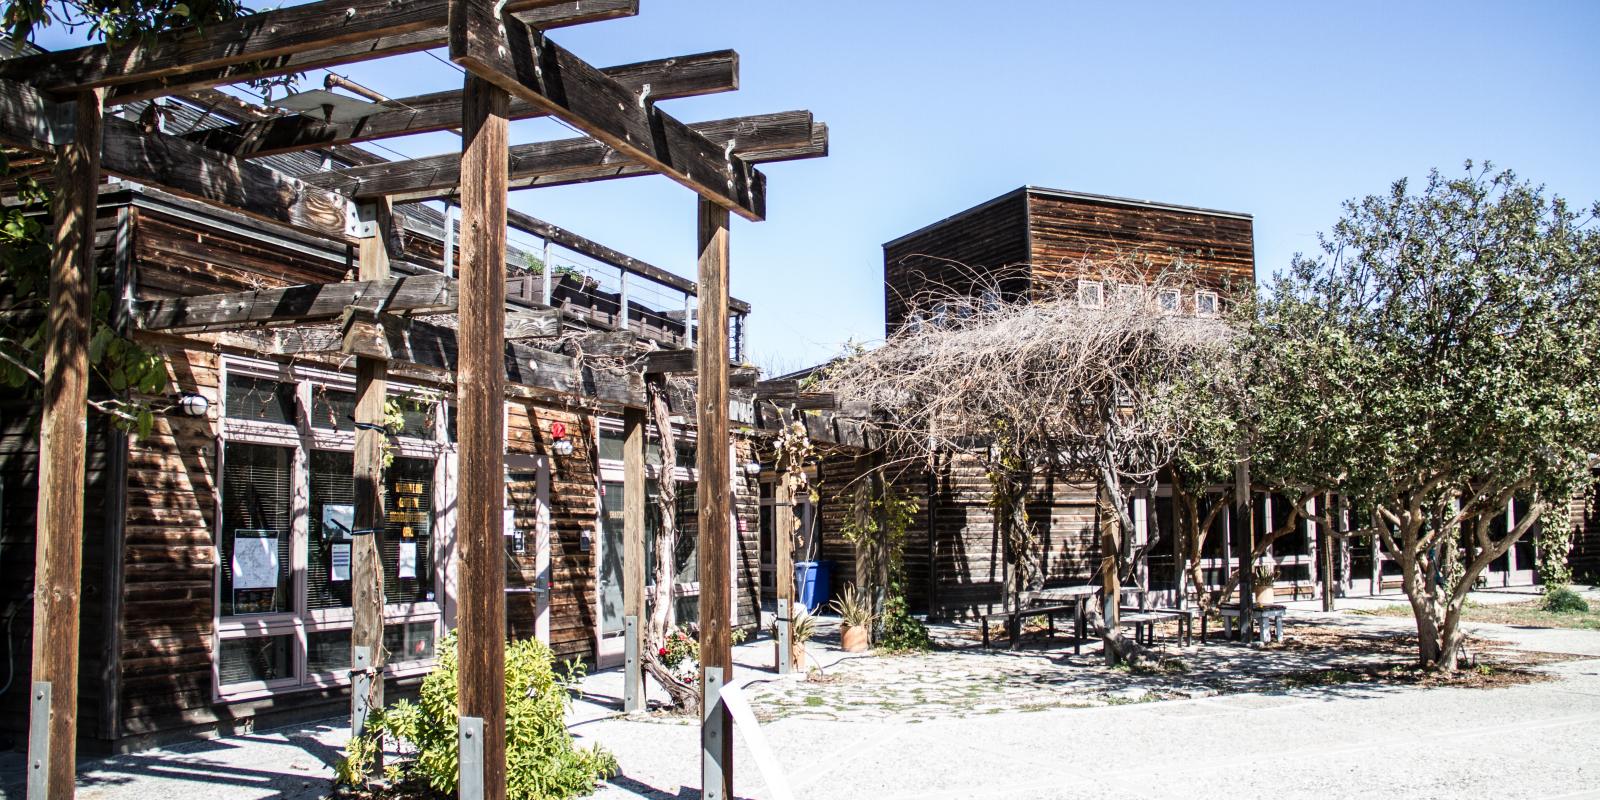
left=4, top=591, right=1599, bottom=800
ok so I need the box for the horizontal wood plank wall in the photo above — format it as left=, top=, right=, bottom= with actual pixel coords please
left=812, top=448, right=1102, bottom=621
left=119, top=339, right=221, bottom=737
left=732, top=438, right=760, bottom=629
left=810, top=450, right=931, bottom=613
left=881, top=191, right=1030, bottom=336
left=508, top=403, right=596, bottom=662
left=134, top=210, right=348, bottom=299
left=1026, top=192, right=1255, bottom=298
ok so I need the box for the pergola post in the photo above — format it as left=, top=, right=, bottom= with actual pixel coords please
left=28, top=87, right=103, bottom=800
left=773, top=460, right=795, bottom=674
left=454, top=71, right=510, bottom=800
left=695, top=198, right=733, bottom=800
left=351, top=199, right=391, bottom=756
left=622, top=406, right=647, bottom=712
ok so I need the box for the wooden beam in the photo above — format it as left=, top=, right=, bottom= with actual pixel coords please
left=774, top=462, right=796, bottom=674
left=30, top=88, right=103, bottom=800
left=0, top=0, right=580, bottom=96
left=504, top=208, right=752, bottom=314
left=350, top=200, right=390, bottom=763
left=185, top=50, right=737, bottom=158
left=451, top=2, right=766, bottom=220
left=455, top=72, right=510, bottom=800
left=305, top=111, right=817, bottom=202
left=622, top=406, right=646, bottom=712
left=133, top=274, right=457, bottom=331
left=693, top=197, right=734, bottom=796
left=0, top=78, right=350, bottom=237
left=97, top=0, right=637, bottom=106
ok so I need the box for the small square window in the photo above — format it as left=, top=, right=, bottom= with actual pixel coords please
left=1158, top=289, right=1181, bottom=313
left=1195, top=290, right=1219, bottom=317
left=1077, top=280, right=1104, bottom=309
left=1115, top=283, right=1142, bottom=308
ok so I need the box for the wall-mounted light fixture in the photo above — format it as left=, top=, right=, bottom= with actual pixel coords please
left=550, top=421, right=575, bottom=457
left=176, top=392, right=209, bottom=417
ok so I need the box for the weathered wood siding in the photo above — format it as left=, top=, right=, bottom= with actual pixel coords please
left=508, top=403, right=597, bottom=661
left=1026, top=191, right=1255, bottom=298
left=881, top=191, right=1031, bottom=336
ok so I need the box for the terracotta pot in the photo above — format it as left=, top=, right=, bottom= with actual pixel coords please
left=791, top=643, right=807, bottom=668
left=840, top=624, right=871, bottom=653
left=1254, top=584, right=1275, bottom=605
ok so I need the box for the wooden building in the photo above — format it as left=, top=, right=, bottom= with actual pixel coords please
left=0, top=174, right=766, bottom=752
left=789, top=186, right=1544, bottom=622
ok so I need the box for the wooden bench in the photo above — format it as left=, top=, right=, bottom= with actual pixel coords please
left=978, top=601, right=1088, bottom=653
left=1212, top=604, right=1287, bottom=644
left=1118, top=607, right=1198, bottom=647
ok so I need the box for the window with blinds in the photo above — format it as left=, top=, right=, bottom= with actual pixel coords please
left=218, top=635, right=293, bottom=685
left=385, top=457, right=435, bottom=603
left=226, top=375, right=296, bottom=424
left=220, top=443, right=294, bottom=616
left=310, top=388, right=356, bottom=432
left=308, top=450, right=355, bottom=610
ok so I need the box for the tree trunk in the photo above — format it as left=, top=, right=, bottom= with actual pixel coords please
left=643, top=382, right=696, bottom=712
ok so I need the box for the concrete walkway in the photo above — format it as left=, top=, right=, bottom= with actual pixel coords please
left=3, top=590, right=1598, bottom=800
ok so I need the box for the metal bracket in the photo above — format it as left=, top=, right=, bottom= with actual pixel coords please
left=623, top=615, right=642, bottom=712
left=459, top=715, right=485, bottom=800
left=351, top=646, right=372, bottom=739
left=345, top=200, right=380, bottom=239
left=702, top=666, right=727, bottom=800
left=28, top=681, right=50, bottom=800
left=776, top=604, right=792, bottom=675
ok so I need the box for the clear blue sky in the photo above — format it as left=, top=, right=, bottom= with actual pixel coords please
left=34, top=1, right=1600, bottom=372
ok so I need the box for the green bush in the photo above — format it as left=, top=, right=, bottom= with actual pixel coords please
left=337, top=632, right=617, bottom=800
left=876, top=581, right=932, bottom=653
left=1543, top=586, right=1591, bottom=614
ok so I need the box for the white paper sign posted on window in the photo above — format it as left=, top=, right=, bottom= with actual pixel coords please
left=331, top=542, right=352, bottom=582
left=231, top=530, right=280, bottom=590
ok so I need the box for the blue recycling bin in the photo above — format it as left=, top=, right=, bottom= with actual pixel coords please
left=795, top=560, right=833, bottom=613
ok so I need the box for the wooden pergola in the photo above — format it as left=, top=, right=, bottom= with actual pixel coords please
left=0, top=3, right=827, bottom=798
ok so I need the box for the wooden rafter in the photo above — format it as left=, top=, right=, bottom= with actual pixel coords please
left=101, top=1, right=638, bottom=106
left=450, top=0, right=767, bottom=220
left=304, top=111, right=819, bottom=201
left=184, top=50, right=738, bottom=158
left=0, top=0, right=584, bottom=97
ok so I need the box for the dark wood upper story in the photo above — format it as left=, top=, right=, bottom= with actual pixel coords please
left=882, top=186, right=1255, bottom=335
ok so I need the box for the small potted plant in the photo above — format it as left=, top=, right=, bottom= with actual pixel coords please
left=1252, top=563, right=1277, bottom=605
left=830, top=584, right=876, bottom=653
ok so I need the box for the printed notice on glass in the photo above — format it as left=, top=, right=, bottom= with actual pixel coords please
left=322, top=503, right=355, bottom=540
left=331, top=542, right=352, bottom=582
left=232, top=530, right=279, bottom=589
left=398, top=541, right=417, bottom=580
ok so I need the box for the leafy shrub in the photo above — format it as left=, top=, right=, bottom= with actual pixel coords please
left=876, top=582, right=931, bottom=653
left=337, top=632, right=616, bottom=799
left=1543, top=586, right=1591, bottom=614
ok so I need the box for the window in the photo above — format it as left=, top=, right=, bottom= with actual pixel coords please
left=1077, top=279, right=1103, bottom=309
left=1114, top=283, right=1142, bottom=309
left=1157, top=289, right=1181, bottom=314
left=220, top=443, right=293, bottom=617
left=215, top=364, right=448, bottom=698
left=1195, top=290, right=1219, bottom=317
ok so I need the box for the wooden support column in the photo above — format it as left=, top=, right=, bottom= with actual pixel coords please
left=773, top=462, right=795, bottom=673
left=621, top=407, right=646, bottom=712
left=1098, top=483, right=1121, bottom=666
left=455, top=72, right=510, bottom=800
left=695, top=198, right=733, bottom=800
left=28, top=88, right=102, bottom=800
left=351, top=199, right=391, bottom=749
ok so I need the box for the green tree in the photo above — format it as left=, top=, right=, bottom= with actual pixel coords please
left=1268, top=162, right=1600, bottom=670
